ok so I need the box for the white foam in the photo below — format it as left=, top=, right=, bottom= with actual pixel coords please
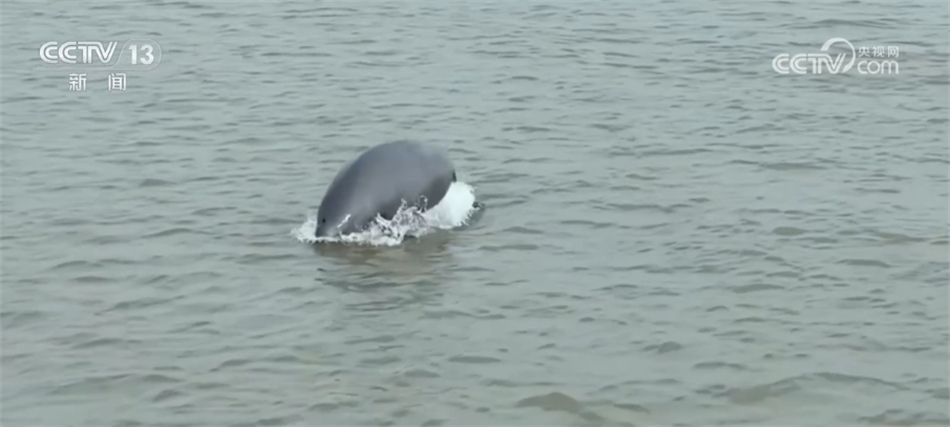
left=292, top=181, right=478, bottom=246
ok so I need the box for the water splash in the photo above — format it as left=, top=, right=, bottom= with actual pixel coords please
left=292, top=181, right=479, bottom=246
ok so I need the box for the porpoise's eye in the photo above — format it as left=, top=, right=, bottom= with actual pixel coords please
left=321, top=218, right=326, bottom=224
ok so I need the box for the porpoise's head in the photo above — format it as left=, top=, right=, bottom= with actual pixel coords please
left=314, top=190, right=375, bottom=239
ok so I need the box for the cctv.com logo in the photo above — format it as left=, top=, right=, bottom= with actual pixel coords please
left=772, top=37, right=899, bottom=75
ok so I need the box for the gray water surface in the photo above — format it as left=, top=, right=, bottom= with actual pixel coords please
left=2, top=1, right=948, bottom=425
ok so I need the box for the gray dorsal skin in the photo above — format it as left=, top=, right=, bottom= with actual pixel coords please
left=315, top=140, right=456, bottom=238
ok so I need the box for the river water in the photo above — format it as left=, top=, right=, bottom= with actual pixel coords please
left=2, top=1, right=948, bottom=425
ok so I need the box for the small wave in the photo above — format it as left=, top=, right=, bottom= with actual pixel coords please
left=292, top=181, right=479, bottom=246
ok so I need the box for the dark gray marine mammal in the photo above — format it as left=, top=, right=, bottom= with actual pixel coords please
left=315, top=140, right=457, bottom=238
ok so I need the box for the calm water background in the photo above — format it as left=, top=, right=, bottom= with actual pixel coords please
left=2, top=1, right=948, bottom=425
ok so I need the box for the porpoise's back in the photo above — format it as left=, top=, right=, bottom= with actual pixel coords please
left=328, top=141, right=455, bottom=220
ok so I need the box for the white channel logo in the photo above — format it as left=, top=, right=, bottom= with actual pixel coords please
left=772, top=38, right=899, bottom=75
left=37, top=39, right=162, bottom=71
